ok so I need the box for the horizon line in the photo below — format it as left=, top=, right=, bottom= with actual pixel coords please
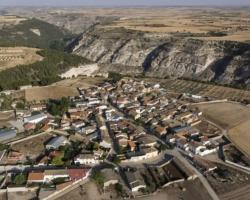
left=1, top=5, right=250, bottom=8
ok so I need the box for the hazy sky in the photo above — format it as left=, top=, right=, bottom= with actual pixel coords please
left=0, top=0, right=250, bottom=7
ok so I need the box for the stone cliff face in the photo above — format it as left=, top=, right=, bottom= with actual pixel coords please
left=68, top=26, right=250, bottom=88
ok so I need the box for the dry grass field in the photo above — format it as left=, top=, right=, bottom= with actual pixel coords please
left=25, top=85, right=79, bottom=102
left=228, top=120, right=250, bottom=159
left=0, top=47, right=43, bottom=71
left=196, top=102, right=250, bottom=129
left=19, top=77, right=104, bottom=102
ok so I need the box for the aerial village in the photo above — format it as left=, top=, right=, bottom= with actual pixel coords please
left=0, top=77, right=249, bottom=199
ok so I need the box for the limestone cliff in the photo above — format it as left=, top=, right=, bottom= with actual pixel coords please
left=68, top=26, right=250, bottom=88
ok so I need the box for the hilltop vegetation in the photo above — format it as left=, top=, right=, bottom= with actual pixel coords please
left=0, top=18, right=74, bottom=50
left=0, top=49, right=91, bottom=91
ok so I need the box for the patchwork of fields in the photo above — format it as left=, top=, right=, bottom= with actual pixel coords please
left=107, top=8, right=250, bottom=42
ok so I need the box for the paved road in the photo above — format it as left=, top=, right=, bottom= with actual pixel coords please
left=171, top=149, right=220, bottom=200
left=109, top=101, right=220, bottom=200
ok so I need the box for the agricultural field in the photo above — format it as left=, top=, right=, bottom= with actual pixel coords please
left=107, top=7, right=250, bottom=42
left=0, top=47, right=43, bottom=71
left=25, top=85, right=79, bottom=102
left=0, top=15, right=26, bottom=28
left=228, top=120, right=250, bottom=158
left=196, top=102, right=250, bottom=129
left=13, top=76, right=104, bottom=103
left=7, top=7, right=250, bottom=42
left=52, top=76, right=106, bottom=89
left=152, top=78, right=250, bottom=102
left=195, top=102, right=250, bottom=158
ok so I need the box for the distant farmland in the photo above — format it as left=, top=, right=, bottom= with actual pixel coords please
left=152, top=78, right=250, bottom=102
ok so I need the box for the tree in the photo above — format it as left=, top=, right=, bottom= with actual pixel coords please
left=112, top=156, right=121, bottom=165
left=108, top=72, right=123, bottom=83
left=91, top=171, right=104, bottom=187
left=47, top=97, right=69, bottom=116
left=14, top=174, right=26, bottom=185
left=16, top=102, right=25, bottom=109
left=51, top=154, right=64, bottom=166
left=115, top=183, right=123, bottom=194
left=0, top=95, right=12, bottom=110
left=0, top=49, right=90, bottom=92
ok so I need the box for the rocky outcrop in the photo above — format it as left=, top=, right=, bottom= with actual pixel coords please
left=68, top=26, right=250, bottom=88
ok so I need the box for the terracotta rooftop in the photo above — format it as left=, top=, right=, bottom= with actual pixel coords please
left=67, top=168, right=87, bottom=181
left=28, top=172, right=44, bottom=181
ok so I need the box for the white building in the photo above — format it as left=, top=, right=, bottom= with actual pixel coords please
left=24, top=113, right=47, bottom=124
left=43, top=170, right=69, bottom=182
left=75, top=154, right=101, bottom=166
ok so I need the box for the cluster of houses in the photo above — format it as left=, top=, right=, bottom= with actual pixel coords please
left=106, top=78, right=219, bottom=157
left=105, top=110, right=159, bottom=162
left=0, top=78, right=224, bottom=198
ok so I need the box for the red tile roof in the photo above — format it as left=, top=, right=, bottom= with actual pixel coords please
left=67, top=168, right=87, bottom=181
left=28, top=172, right=44, bottom=181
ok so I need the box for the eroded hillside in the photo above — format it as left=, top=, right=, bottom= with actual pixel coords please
left=68, top=26, right=250, bottom=89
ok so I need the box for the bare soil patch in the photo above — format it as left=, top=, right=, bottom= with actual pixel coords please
left=55, top=181, right=104, bottom=200
left=25, top=85, right=79, bottom=102
left=52, top=77, right=105, bottom=89
left=11, top=133, right=51, bottom=160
